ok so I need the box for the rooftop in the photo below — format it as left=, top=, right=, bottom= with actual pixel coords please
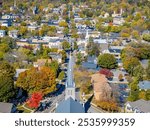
left=0, top=102, right=13, bottom=113
left=82, top=62, right=98, bottom=70
left=108, top=48, right=121, bottom=53
left=139, top=81, right=150, bottom=90
left=127, top=99, right=150, bottom=113
left=56, top=97, right=84, bottom=113
left=66, top=54, right=74, bottom=88
left=93, top=38, right=107, bottom=44
left=140, top=60, right=149, bottom=69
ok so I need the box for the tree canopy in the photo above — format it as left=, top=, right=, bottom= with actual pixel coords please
left=123, top=57, right=140, bottom=75
left=62, top=40, right=70, bottom=50
left=98, top=54, right=117, bottom=69
left=0, top=61, right=16, bottom=102
left=16, top=67, right=56, bottom=95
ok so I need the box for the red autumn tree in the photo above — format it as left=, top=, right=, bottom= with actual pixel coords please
left=99, top=69, right=113, bottom=78
left=26, top=92, right=43, bottom=109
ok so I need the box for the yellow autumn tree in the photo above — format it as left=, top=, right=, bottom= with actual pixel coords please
left=16, top=67, right=56, bottom=95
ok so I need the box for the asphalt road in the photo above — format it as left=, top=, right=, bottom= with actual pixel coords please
left=38, top=50, right=105, bottom=113
left=42, top=91, right=65, bottom=113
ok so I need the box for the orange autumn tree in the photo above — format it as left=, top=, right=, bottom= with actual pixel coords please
left=26, top=92, right=43, bottom=109
left=16, top=67, right=56, bottom=95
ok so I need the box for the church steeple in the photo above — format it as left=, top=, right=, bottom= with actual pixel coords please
left=65, top=53, right=75, bottom=100
left=14, top=0, right=16, bottom=7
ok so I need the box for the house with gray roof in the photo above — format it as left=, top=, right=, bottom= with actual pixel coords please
left=125, top=99, right=150, bottom=113
left=0, top=102, right=13, bottom=113
left=82, top=56, right=99, bottom=71
left=140, top=60, right=149, bottom=69
left=103, top=46, right=124, bottom=60
left=93, top=38, right=107, bottom=44
left=139, top=81, right=150, bottom=90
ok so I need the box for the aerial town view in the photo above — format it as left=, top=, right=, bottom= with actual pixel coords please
left=0, top=0, right=150, bottom=113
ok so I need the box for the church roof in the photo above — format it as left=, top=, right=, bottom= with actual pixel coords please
left=66, top=54, right=74, bottom=88
left=56, top=97, right=85, bottom=113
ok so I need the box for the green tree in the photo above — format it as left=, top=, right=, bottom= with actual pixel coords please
left=133, top=65, right=144, bottom=80
left=129, top=78, right=139, bottom=91
left=18, top=47, right=31, bottom=56
left=59, top=21, right=68, bottom=27
left=76, top=52, right=82, bottom=65
left=123, top=57, right=140, bottom=75
left=71, top=33, right=79, bottom=40
left=146, top=90, right=150, bottom=100
left=98, top=54, right=117, bottom=69
left=73, top=42, right=78, bottom=50
left=0, top=51, right=4, bottom=60
left=146, top=60, right=150, bottom=79
left=63, top=27, right=69, bottom=35
left=134, top=12, right=142, bottom=21
left=32, top=14, right=42, bottom=24
left=62, top=41, right=70, bottom=50
left=131, top=30, right=140, bottom=39
left=48, top=61, right=59, bottom=76
left=143, top=34, right=150, bottom=42
left=111, top=26, right=121, bottom=33
left=42, top=50, right=49, bottom=59
left=86, top=38, right=101, bottom=56
left=121, top=28, right=132, bottom=38
left=128, top=78, right=139, bottom=102
left=0, top=36, right=16, bottom=49
left=19, top=26, right=28, bottom=36
left=60, top=50, right=67, bottom=63
left=0, top=61, right=16, bottom=102
left=0, top=43, right=10, bottom=53
left=127, top=90, right=139, bottom=101
left=58, top=71, right=65, bottom=81
left=20, top=21, right=27, bottom=26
